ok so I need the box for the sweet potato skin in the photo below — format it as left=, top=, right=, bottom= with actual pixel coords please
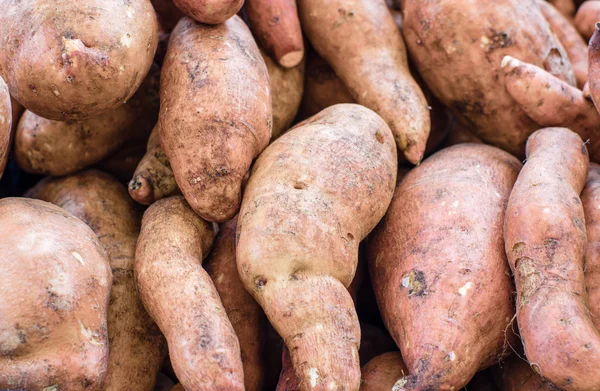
left=0, top=0, right=158, bottom=121
left=136, top=196, right=244, bottom=390
left=237, top=104, right=398, bottom=390
left=298, top=0, right=430, bottom=164
left=504, top=127, right=600, bottom=390
left=584, top=163, right=600, bottom=331
left=26, top=171, right=167, bottom=391
left=0, top=198, right=112, bottom=390
left=159, top=16, right=271, bottom=222
left=205, top=217, right=267, bottom=391
left=492, top=355, right=554, bottom=391
left=359, top=352, right=408, bottom=391
left=588, top=28, right=600, bottom=115
left=402, top=0, right=574, bottom=158
left=0, top=77, right=12, bottom=180
left=575, top=1, right=600, bottom=40
left=172, top=0, right=243, bottom=24
left=368, top=144, right=521, bottom=390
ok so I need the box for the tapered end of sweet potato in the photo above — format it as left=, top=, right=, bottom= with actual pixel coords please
left=129, top=175, right=154, bottom=205
left=279, top=49, right=305, bottom=68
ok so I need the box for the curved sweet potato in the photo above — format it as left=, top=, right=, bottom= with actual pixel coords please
left=136, top=196, right=244, bottom=390
left=368, top=143, right=521, bottom=390
left=538, top=0, right=588, bottom=88
left=247, top=0, right=304, bottom=68
left=359, top=352, right=408, bottom=391
left=504, top=127, right=600, bottom=390
left=0, top=198, right=112, bottom=390
left=492, top=355, right=554, bottom=391
left=237, top=104, right=398, bottom=390
left=205, top=216, right=267, bottom=391
left=501, top=56, right=600, bottom=162
left=172, top=0, right=243, bottom=24
left=160, top=16, right=271, bottom=222
left=583, top=163, right=600, bottom=331
left=298, top=0, right=430, bottom=164
left=575, top=1, right=600, bottom=40
left=402, top=0, right=574, bottom=158
left=0, top=77, right=12, bottom=180
left=26, top=171, right=167, bottom=391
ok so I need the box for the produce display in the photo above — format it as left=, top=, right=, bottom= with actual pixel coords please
left=6, top=1, right=600, bottom=390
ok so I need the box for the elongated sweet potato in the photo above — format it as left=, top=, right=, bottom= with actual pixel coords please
left=402, top=0, right=574, bottom=158
left=205, top=216, right=267, bottom=391
left=0, top=0, right=158, bottom=121
left=492, top=355, right=554, bottom=391
left=298, top=0, right=430, bottom=164
left=359, top=352, right=408, bottom=391
left=501, top=56, right=600, bottom=162
left=0, top=77, right=12, bottom=180
left=160, top=16, right=271, bottom=222
left=584, top=163, right=600, bottom=331
left=538, top=0, right=588, bottom=88
left=237, top=104, right=398, bottom=390
left=172, top=0, right=243, bottom=24
left=26, top=171, right=167, bottom=391
left=575, top=1, right=600, bottom=40
left=504, top=127, right=600, bottom=390
left=0, top=198, right=112, bottom=390
left=136, top=196, right=244, bottom=390
left=247, top=0, right=304, bottom=68
left=368, top=143, right=521, bottom=390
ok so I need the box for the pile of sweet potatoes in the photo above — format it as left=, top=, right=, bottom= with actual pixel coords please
left=4, top=1, right=600, bottom=390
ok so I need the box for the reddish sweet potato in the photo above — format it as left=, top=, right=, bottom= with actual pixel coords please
left=205, top=217, right=267, bottom=391
left=402, top=0, right=574, bottom=158
left=0, top=198, right=112, bottom=390
left=26, top=171, right=167, bottom=391
left=136, top=196, right=244, bottom=390
left=359, top=352, right=408, bottom=391
left=492, top=355, right=554, bottom=391
left=504, top=127, right=600, bottom=390
left=548, top=0, right=576, bottom=19
left=501, top=56, right=600, bottom=162
left=368, top=144, right=521, bottom=390
left=538, top=0, right=588, bottom=88
left=584, top=163, right=600, bottom=332
left=172, top=0, right=243, bottom=24
left=0, top=76, right=12, bottom=180
left=160, top=16, right=271, bottom=222
left=237, top=104, right=397, bottom=390
left=276, top=347, right=299, bottom=391
left=298, top=0, right=430, bottom=164
left=247, top=0, right=304, bottom=68
left=575, top=0, right=600, bottom=40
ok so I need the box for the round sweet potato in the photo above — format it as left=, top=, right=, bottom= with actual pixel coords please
left=0, top=198, right=112, bottom=390
left=575, top=0, right=600, bottom=40
left=172, top=0, right=243, bottom=24
left=0, top=0, right=159, bottom=121
left=0, top=76, right=12, bottom=180
left=359, top=352, right=408, bottom=391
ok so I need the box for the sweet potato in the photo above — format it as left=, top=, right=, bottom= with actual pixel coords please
left=588, top=27, right=600, bottom=113
left=0, top=0, right=158, bottom=121
left=0, top=197, right=112, bottom=390
left=368, top=144, right=521, bottom=390
left=136, top=196, right=244, bottom=390
left=584, top=163, right=600, bottom=331
left=402, top=0, right=575, bottom=158
left=26, top=171, right=167, bottom=391
left=548, top=0, right=576, bottom=19
left=298, top=0, right=430, bottom=164
left=504, top=127, right=600, bottom=390
left=237, top=104, right=398, bottom=390
left=492, top=356, right=554, bottom=391
left=277, top=347, right=300, bottom=391
left=538, top=0, right=588, bottom=88
left=0, top=77, right=12, bottom=180
left=575, top=1, right=600, bottom=40
left=359, top=352, right=408, bottom=391
left=14, top=63, right=160, bottom=176
left=205, top=216, right=267, bottom=391
left=160, top=16, right=271, bottom=222
left=246, top=0, right=304, bottom=68
left=501, top=56, right=600, bottom=162
left=172, top=0, right=243, bottom=24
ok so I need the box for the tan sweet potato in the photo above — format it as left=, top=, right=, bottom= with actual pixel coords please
left=575, top=1, right=600, bottom=40
left=0, top=198, right=112, bottom=390
left=160, top=16, right=271, bottom=223
left=247, top=0, right=304, bottom=68
left=298, top=0, right=430, bottom=164
left=172, top=0, right=243, bottom=24
left=0, top=0, right=158, bottom=121
left=205, top=216, right=267, bottom=391
left=492, top=355, right=554, bottom=391
left=368, top=144, right=521, bottom=390
left=359, top=352, right=408, bottom=391
left=402, top=0, right=574, bottom=158
left=26, top=171, right=167, bottom=391
left=538, top=0, right=588, bottom=88
left=237, top=104, right=398, bottom=390
left=501, top=56, right=600, bottom=162
left=14, top=64, right=160, bottom=176
left=136, top=196, right=244, bottom=390
left=504, top=127, right=600, bottom=390
left=584, top=163, right=600, bottom=331
left=0, top=77, right=12, bottom=180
